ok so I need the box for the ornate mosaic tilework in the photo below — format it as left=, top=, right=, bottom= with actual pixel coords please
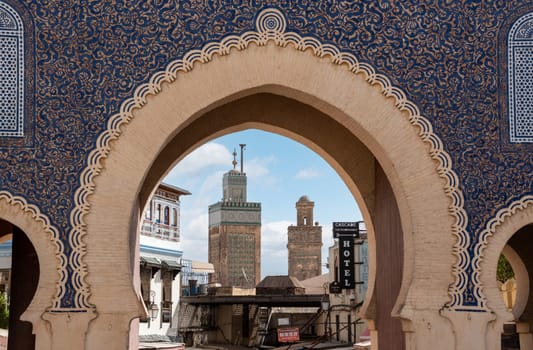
left=0, top=1, right=529, bottom=311
left=0, top=2, right=23, bottom=137
left=508, top=12, right=533, bottom=143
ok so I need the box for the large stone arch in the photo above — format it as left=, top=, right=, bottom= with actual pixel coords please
left=79, top=13, right=462, bottom=348
left=0, top=191, right=62, bottom=348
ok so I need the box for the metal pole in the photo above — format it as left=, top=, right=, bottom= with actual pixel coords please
left=239, top=144, right=246, bottom=173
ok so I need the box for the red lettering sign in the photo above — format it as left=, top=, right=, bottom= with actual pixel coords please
left=277, top=327, right=300, bottom=342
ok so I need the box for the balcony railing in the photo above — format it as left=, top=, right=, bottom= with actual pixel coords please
left=141, top=220, right=180, bottom=241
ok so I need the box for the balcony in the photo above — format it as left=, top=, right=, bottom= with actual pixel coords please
left=141, top=220, right=180, bottom=241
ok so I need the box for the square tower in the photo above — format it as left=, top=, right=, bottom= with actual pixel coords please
left=208, top=148, right=261, bottom=288
left=287, top=196, right=322, bottom=281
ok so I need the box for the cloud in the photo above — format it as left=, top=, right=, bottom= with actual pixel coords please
left=261, top=220, right=291, bottom=247
left=180, top=212, right=209, bottom=261
left=260, top=220, right=291, bottom=277
left=294, top=168, right=321, bottom=180
left=245, top=155, right=275, bottom=177
left=164, top=143, right=232, bottom=183
left=246, top=155, right=280, bottom=190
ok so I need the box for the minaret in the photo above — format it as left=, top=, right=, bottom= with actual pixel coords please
left=223, top=147, right=247, bottom=202
left=208, top=145, right=262, bottom=288
left=287, top=196, right=322, bottom=281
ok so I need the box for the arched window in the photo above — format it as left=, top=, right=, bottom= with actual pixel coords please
left=508, top=12, right=533, bottom=143
left=163, top=206, right=169, bottom=225
left=0, top=2, right=24, bottom=137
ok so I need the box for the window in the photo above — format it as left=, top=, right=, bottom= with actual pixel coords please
left=508, top=12, right=533, bottom=143
left=163, top=206, right=169, bottom=225
left=0, top=2, right=24, bottom=137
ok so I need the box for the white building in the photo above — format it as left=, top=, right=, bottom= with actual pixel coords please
left=138, top=183, right=190, bottom=345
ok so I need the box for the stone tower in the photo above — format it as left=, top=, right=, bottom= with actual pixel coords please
left=287, top=196, right=322, bottom=281
left=208, top=146, right=261, bottom=288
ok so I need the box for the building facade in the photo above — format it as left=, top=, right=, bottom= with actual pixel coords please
left=138, top=183, right=190, bottom=342
left=287, top=196, right=322, bottom=281
left=326, top=223, right=369, bottom=345
left=208, top=149, right=261, bottom=288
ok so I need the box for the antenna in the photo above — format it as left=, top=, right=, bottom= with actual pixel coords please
left=241, top=267, right=249, bottom=282
left=239, top=144, right=246, bottom=173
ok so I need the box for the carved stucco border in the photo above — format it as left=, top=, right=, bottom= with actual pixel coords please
left=0, top=190, right=64, bottom=310
left=70, top=8, right=472, bottom=310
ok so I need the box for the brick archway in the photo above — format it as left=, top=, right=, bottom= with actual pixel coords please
left=81, top=38, right=457, bottom=348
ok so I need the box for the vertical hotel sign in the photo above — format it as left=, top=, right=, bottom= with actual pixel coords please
left=333, top=222, right=358, bottom=289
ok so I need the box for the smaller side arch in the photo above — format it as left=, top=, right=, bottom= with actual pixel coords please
left=479, top=195, right=533, bottom=312
left=479, top=196, right=533, bottom=346
left=0, top=191, right=64, bottom=347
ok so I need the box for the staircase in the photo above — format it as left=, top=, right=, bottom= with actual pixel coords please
left=247, top=305, right=260, bottom=347
left=247, top=306, right=273, bottom=347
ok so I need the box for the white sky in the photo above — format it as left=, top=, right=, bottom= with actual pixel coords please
left=164, top=129, right=362, bottom=278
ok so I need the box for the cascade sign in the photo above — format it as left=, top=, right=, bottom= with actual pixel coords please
left=333, top=222, right=359, bottom=238
left=339, top=236, right=355, bottom=289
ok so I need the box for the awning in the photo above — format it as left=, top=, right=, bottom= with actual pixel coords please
left=191, top=261, right=214, bottom=274
left=162, top=259, right=181, bottom=270
left=162, top=259, right=181, bottom=279
left=141, top=256, right=161, bottom=267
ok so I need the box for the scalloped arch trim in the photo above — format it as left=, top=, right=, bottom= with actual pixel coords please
left=69, top=8, right=473, bottom=310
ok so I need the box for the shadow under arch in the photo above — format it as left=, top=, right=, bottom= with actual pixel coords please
left=83, top=40, right=455, bottom=349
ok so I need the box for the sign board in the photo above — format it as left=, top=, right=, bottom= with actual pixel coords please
left=277, top=327, right=300, bottom=343
left=329, top=281, right=342, bottom=294
left=278, top=318, right=290, bottom=326
left=339, top=236, right=355, bottom=289
left=333, top=222, right=359, bottom=238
